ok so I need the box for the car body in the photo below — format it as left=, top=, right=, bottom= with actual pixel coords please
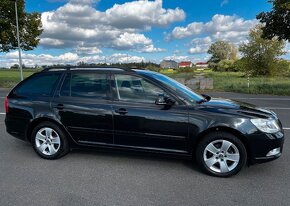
left=5, top=67, right=284, bottom=177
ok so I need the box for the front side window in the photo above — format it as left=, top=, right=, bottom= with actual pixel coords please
left=16, top=73, right=61, bottom=96
left=113, top=74, right=164, bottom=103
left=60, top=72, right=109, bottom=99
left=137, top=70, right=203, bottom=103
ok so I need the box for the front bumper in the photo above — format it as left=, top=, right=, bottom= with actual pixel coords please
left=253, top=152, right=282, bottom=163
left=249, top=131, right=284, bottom=164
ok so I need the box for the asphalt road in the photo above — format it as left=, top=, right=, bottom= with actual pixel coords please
left=0, top=89, right=289, bottom=206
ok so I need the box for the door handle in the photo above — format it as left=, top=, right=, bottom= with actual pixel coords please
left=115, top=108, right=128, bottom=115
left=55, top=104, right=65, bottom=110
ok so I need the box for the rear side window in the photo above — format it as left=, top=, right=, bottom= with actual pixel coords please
left=16, top=73, right=61, bottom=96
left=60, top=73, right=109, bottom=99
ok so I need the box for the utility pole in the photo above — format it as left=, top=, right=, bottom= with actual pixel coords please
left=11, top=0, right=23, bottom=80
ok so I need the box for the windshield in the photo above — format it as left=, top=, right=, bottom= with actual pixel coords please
left=137, top=70, right=204, bottom=103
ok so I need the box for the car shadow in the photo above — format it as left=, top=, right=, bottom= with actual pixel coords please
left=70, top=147, right=200, bottom=172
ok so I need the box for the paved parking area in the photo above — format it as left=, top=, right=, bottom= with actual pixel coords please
left=0, top=89, right=289, bottom=206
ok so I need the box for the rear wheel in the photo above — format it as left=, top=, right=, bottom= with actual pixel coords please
left=31, top=122, right=69, bottom=159
left=196, top=132, right=247, bottom=177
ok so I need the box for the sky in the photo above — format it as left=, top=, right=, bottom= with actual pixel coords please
left=1, top=0, right=289, bottom=67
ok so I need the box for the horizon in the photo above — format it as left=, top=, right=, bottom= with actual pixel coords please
left=0, top=0, right=289, bottom=67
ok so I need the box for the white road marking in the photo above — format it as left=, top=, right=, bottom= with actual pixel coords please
left=283, top=128, right=290, bottom=130
left=234, top=98, right=290, bottom=101
left=265, top=107, right=290, bottom=110
left=0, top=97, right=5, bottom=99
left=0, top=113, right=5, bottom=115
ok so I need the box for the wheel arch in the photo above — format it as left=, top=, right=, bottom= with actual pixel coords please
left=193, top=126, right=251, bottom=160
left=26, top=117, right=74, bottom=144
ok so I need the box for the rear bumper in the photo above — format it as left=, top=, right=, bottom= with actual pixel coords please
left=5, top=114, right=29, bottom=141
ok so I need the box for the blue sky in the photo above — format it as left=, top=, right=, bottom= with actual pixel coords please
left=1, top=0, right=288, bottom=67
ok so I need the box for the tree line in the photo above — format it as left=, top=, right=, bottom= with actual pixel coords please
left=207, top=25, right=289, bottom=76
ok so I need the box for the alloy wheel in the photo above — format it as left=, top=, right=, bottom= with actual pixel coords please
left=203, top=139, right=240, bottom=173
left=35, top=127, right=61, bottom=156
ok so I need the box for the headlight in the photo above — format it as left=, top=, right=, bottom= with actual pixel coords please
left=250, top=118, right=280, bottom=133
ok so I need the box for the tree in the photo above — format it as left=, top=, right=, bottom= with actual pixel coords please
left=0, top=0, right=43, bottom=52
left=216, top=60, right=238, bottom=72
left=257, top=0, right=290, bottom=41
left=207, top=40, right=237, bottom=71
left=239, top=25, right=285, bottom=76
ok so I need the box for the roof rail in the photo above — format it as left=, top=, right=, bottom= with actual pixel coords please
left=41, top=65, right=139, bottom=72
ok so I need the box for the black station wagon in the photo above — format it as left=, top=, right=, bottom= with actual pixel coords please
left=5, top=67, right=284, bottom=177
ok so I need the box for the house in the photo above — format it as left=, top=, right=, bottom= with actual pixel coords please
left=179, top=61, right=193, bottom=68
left=160, top=60, right=178, bottom=69
left=196, top=62, right=209, bottom=68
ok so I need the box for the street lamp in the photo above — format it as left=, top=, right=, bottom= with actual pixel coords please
left=10, top=0, right=23, bottom=81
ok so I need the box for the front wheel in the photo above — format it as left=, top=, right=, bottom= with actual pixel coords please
left=31, top=122, right=69, bottom=159
left=196, top=132, right=247, bottom=177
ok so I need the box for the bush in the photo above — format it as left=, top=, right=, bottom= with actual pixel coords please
left=276, top=60, right=290, bottom=75
left=216, top=60, right=239, bottom=72
left=177, top=67, right=195, bottom=73
left=236, top=58, right=289, bottom=76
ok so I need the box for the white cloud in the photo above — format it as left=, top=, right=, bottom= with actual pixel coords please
left=113, top=33, right=151, bottom=49
left=105, top=0, right=185, bottom=29
left=188, top=46, right=208, bottom=54
left=40, top=0, right=184, bottom=53
left=168, top=14, right=258, bottom=56
left=191, top=36, right=212, bottom=45
left=108, top=53, right=145, bottom=63
left=69, top=0, right=99, bottom=5
left=220, top=0, right=229, bottom=7
left=163, top=55, right=191, bottom=62
left=282, top=43, right=290, bottom=58
left=75, top=46, right=102, bottom=55
left=188, top=37, right=212, bottom=54
left=0, top=51, right=145, bottom=67
left=169, top=14, right=257, bottom=40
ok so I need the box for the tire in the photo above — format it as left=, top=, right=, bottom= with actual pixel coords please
left=196, top=131, right=247, bottom=177
left=31, top=121, right=69, bottom=159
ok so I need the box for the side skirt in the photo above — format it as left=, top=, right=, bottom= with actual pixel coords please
left=76, top=140, right=192, bottom=157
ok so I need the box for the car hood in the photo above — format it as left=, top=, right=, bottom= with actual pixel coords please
left=201, top=98, right=276, bottom=119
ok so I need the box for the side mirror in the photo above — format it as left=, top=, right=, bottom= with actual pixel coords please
left=201, top=94, right=211, bottom=102
left=155, top=94, right=175, bottom=106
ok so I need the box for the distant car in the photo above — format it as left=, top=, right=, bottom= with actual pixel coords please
left=5, top=67, right=284, bottom=177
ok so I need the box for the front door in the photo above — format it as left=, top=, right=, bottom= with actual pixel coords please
left=111, top=73, right=189, bottom=153
left=52, top=71, right=113, bottom=144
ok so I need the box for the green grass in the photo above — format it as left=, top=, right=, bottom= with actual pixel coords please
left=204, top=72, right=290, bottom=95
left=0, top=69, right=40, bottom=88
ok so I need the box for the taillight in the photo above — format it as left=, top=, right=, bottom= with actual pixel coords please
left=5, top=96, right=8, bottom=113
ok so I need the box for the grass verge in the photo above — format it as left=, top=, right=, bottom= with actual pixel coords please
left=204, top=72, right=290, bottom=96
left=0, top=69, right=40, bottom=88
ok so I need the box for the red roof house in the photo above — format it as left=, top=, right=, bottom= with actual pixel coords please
left=178, top=61, right=193, bottom=68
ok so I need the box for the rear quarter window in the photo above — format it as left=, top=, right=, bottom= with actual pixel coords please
left=15, top=73, right=61, bottom=96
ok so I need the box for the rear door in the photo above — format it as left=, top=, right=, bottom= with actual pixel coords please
left=52, top=71, right=114, bottom=144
